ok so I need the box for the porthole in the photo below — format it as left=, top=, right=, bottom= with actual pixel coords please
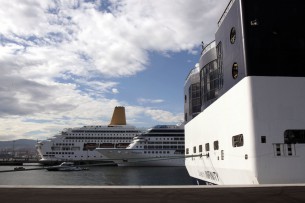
left=230, top=27, right=236, bottom=44
left=232, top=63, right=238, bottom=79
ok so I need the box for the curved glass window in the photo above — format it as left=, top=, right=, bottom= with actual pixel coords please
left=200, top=42, right=223, bottom=109
left=189, top=83, right=201, bottom=117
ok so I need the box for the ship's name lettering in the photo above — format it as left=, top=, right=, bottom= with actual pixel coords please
left=205, top=171, right=219, bottom=181
left=198, top=170, right=219, bottom=181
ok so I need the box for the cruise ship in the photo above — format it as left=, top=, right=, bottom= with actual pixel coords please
left=185, top=0, right=305, bottom=184
left=96, top=124, right=185, bottom=166
left=36, top=106, right=142, bottom=164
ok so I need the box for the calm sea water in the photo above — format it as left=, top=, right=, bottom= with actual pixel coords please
left=0, top=165, right=193, bottom=186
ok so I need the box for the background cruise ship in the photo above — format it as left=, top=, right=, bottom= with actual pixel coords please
left=96, top=124, right=185, bottom=166
left=185, top=0, right=305, bottom=185
left=36, top=106, right=142, bottom=164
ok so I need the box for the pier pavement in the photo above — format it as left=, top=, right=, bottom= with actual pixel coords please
left=1, top=185, right=305, bottom=203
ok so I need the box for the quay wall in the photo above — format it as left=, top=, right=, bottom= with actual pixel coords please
left=0, top=185, right=305, bottom=203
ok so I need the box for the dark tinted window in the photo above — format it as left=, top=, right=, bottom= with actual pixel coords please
left=284, top=130, right=305, bottom=144
left=243, top=0, right=305, bottom=76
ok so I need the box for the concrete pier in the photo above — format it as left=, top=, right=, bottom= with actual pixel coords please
left=1, top=185, right=305, bottom=203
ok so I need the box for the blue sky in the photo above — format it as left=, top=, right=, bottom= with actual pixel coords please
left=0, top=0, right=229, bottom=141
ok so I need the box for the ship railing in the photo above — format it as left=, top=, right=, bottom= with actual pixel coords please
left=185, top=66, right=199, bottom=84
left=217, top=0, right=235, bottom=27
left=201, top=40, right=216, bottom=56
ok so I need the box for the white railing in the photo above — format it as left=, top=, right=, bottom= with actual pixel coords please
left=185, top=66, right=199, bottom=84
left=201, top=41, right=216, bottom=56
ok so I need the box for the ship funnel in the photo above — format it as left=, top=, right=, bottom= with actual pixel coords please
left=109, top=106, right=127, bottom=126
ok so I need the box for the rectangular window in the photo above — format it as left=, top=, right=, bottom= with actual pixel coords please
left=284, top=130, right=305, bottom=144
left=261, top=136, right=266, bottom=143
left=193, top=146, right=196, bottom=153
left=199, top=145, right=202, bottom=153
left=276, top=144, right=281, bottom=156
left=214, top=141, right=219, bottom=150
left=287, top=144, right=292, bottom=156
left=243, top=1, right=305, bottom=77
left=232, top=134, right=244, bottom=147
left=205, top=143, right=210, bottom=151
left=189, top=83, right=201, bottom=117
left=186, top=148, right=189, bottom=155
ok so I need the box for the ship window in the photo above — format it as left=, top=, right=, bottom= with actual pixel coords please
left=232, top=134, right=244, bottom=147
left=232, top=63, right=238, bottom=79
left=199, top=145, right=202, bottom=153
left=200, top=60, right=223, bottom=106
left=205, top=143, right=210, bottom=152
left=214, top=141, right=219, bottom=150
left=189, top=82, right=201, bottom=117
left=284, top=130, right=305, bottom=144
left=230, top=27, right=236, bottom=44
left=287, top=144, right=293, bottom=156
left=275, top=144, right=281, bottom=156
left=193, top=146, right=196, bottom=153
left=243, top=1, right=305, bottom=77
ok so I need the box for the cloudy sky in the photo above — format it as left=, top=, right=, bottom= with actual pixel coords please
left=0, top=0, right=229, bottom=141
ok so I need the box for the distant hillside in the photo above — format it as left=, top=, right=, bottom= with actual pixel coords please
left=0, top=139, right=37, bottom=151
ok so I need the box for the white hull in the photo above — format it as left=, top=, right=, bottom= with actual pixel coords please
left=185, top=77, right=305, bottom=184
left=36, top=126, right=139, bottom=163
left=97, top=148, right=185, bottom=166
left=36, top=106, right=140, bottom=163
left=37, top=146, right=104, bottom=162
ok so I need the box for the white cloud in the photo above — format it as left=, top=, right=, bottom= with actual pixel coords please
left=112, top=88, right=119, bottom=94
left=144, top=109, right=183, bottom=123
left=0, top=0, right=229, bottom=77
left=0, top=0, right=230, bottom=140
left=137, top=98, right=164, bottom=104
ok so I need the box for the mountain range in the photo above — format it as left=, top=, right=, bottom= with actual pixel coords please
left=0, top=139, right=37, bottom=151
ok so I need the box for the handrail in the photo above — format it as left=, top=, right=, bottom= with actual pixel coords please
left=217, top=0, right=235, bottom=27
left=201, top=40, right=216, bottom=56
left=185, top=66, right=199, bottom=83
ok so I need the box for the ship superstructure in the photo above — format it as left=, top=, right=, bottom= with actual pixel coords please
left=96, top=124, right=185, bottom=166
left=185, top=0, right=305, bottom=184
left=36, top=107, right=141, bottom=164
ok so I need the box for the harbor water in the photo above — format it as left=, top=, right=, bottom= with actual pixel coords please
left=0, top=165, right=193, bottom=186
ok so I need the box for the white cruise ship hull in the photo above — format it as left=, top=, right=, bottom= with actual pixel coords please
left=96, top=148, right=185, bottom=166
left=185, top=77, right=305, bottom=185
